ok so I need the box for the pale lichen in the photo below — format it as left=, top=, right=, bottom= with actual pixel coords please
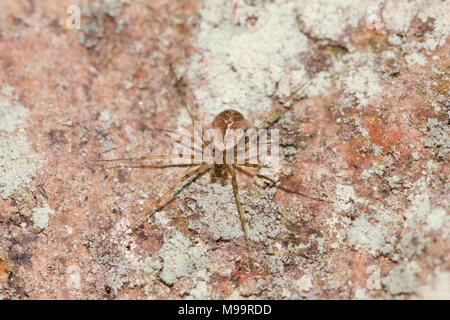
left=157, top=229, right=208, bottom=286
left=0, top=86, right=40, bottom=200
left=31, top=201, right=54, bottom=230
left=0, top=100, right=28, bottom=133
left=187, top=0, right=310, bottom=121
left=405, top=52, right=427, bottom=68
left=382, top=261, right=421, bottom=296
left=0, top=134, right=39, bottom=200
left=382, top=0, right=417, bottom=34
left=347, top=214, right=397, bottom=257
left=179, top=181, right=284, bottom=243
left=424, top=118, right=449, bottom=158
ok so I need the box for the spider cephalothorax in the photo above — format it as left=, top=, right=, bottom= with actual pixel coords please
left=207, top=109, right=249, bottom=163
left=211, top=109, right=249, bottom=138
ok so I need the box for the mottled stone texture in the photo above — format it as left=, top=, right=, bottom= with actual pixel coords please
left=0, top=0, right=448, bottom=299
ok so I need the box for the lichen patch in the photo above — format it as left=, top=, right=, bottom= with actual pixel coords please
left=0, top=100, right=28, bottom=133
left=0, top=135, right=39, bottom=200
left=178, top=182, right=284, bottom=244
left=31, top=201, right=54, bottom=230
left=187, top=0, right=309, bottom=121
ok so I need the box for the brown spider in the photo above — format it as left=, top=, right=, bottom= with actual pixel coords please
left=99, top=64, right=329, bottom=250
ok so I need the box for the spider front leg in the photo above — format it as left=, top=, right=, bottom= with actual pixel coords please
left=169, top=63, right=205, bottom=149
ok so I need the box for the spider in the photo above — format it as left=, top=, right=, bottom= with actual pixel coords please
left=99, top=63, right=330, bottom=250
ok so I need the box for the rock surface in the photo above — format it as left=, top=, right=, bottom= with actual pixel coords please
left=0, top=0, right=448, bottom=299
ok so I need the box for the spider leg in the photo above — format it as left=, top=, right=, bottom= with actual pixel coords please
left=155, top=126, right=204, bottom=150
left=169, top=63, right=205, bottom=149
left=256, top=80, right=312, bottom=131
left=155, top=128, right=204, bottom=152
left=232, top=80, right=311, bottom=154
left=98, top=155, right=183, bottom=162
left=103, top=163, right=205, bottom=170
left=275, top=176, right=332, bottom=203
left=229, top=165, right=251, bottom=250
left=98, top=154, right=213, bottom=164
left=169, top=63, right=202, bottom=124
left=172, top=137, right=204, bottom=155
left=129, top=164, right=211, bottom=231
left=234, top=165, right=331, bottom=203
left=233, top=81, right=312, bottom=164
left=237, top=163, right=289, bottom=178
